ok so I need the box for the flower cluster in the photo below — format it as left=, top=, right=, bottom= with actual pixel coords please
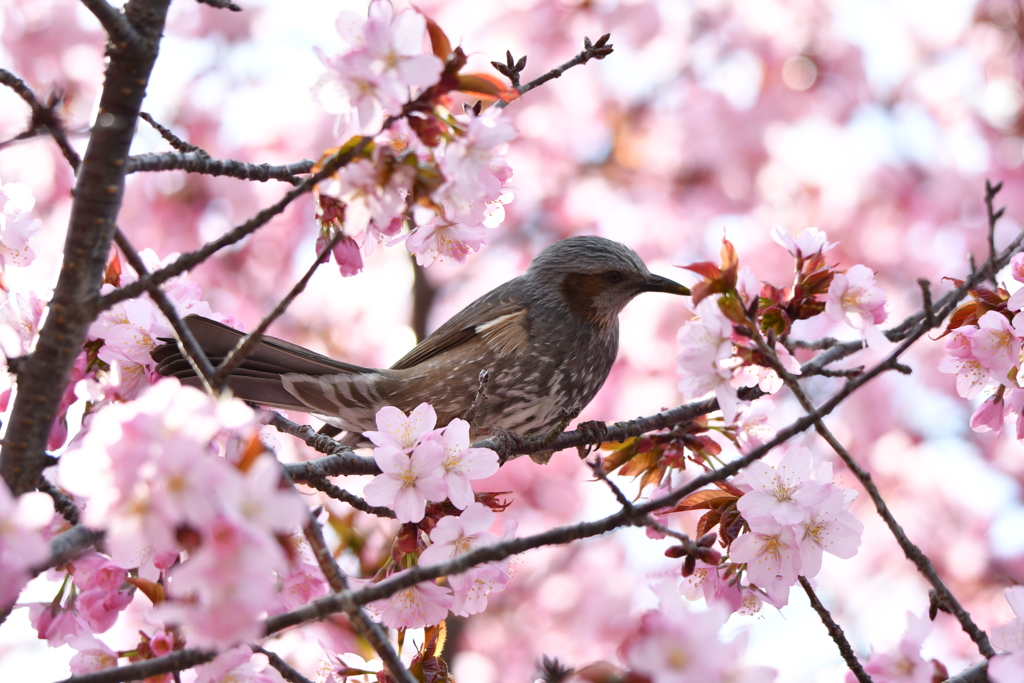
left=620, top=581, right=777, bottom=683
left=0, top=478, right=53, bottom=607
left=57, top=380, right=309, bottom=650
left=362, top=402, right=500, bottom=522
left=669, top=446, right=863, bottom=611
left=356, top=403, right=513, bottom=628
left=988, top=586, right=1024, bottom=683
left=311, top=0, right=516, bottom=273
left=676, top=228, right=889, bottom=429
left=938, top=253, right=1024, bottom=439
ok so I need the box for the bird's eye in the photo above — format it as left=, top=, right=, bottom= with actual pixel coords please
left=606, top=270, right=623, bottom=284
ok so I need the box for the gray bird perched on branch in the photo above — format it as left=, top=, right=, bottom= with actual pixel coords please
left=153, top=236, right=690, bottom=445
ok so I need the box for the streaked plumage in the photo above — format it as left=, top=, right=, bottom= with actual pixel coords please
left=153, top=236, right=690, bottom=443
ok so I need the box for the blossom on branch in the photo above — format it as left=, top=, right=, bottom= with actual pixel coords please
left=0, top=178, right=42, bottom=272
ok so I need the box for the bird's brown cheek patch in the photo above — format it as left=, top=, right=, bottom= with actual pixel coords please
left=559, top=273, right=607, bottom=324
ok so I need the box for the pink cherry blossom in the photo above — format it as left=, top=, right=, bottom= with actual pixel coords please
left=992, top=585, right=1024, bottom=652
left=369, top=572, right=453, bottom=628
left=163, top=517, right=287, bottom=648
left=1012, top=253, right=1024, bottom=284
left=736, top=447, right=830, bottom=526
left=0, top=478, right=54, bottom=606
left=450, top=563, right=510, bottom=617
left=990, top=651, right=1024, bottom=683
left=854, top=612, right=934, bottom=683
left=320, top=643, right=382, bottom=683
left=729, top=517, right=802, bottom=589
left=0, top=290, right=46, bottom=356
left=419, top=502, right=499, bottom=565
left=825, top=264, right=889, bottom=350
left=439, top=109, right=517, bottom=209
left=734, top=398, right=777, bottom=452
left=438, top=418, right=500, bottom=508
left=679, top=561, right=744, bottom=613
left=937, top=355, right=990, bottom=400
left=312, top=1, right=442, bottom=134
left=622, top=581, right=776, bottom=683
left=970, top=393, right=1005, bottom=435
left=331, top=235, right=364, bottom=277
left=363, top=440, right=448, bottom=523
left=798, top=487, right=864, bottom=578
left=402, top=210, right=489, bottom=267
left=677, top=297, right=741, bottom=421
left=68, top=637, right=118, bottom=675
left=193, top=645, right=287, bottom=683
left=362, top=402, right=439, bottom=451
left=0, top=178, right=42, bottom=270
left=970, top=311, right=1020, bottom=377
left=770, top=226, right=835, bottom=259
left=219, top=454, right=307, bottom=537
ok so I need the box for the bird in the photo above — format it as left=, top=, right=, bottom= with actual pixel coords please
left=153, top=236, right=690, bottom=445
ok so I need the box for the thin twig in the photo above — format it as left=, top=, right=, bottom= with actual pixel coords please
left=306, top=476, right=396, bottom=518
left=917, top=278, right=935, bottom=329
left=139, top=112, right=208, bottom=156
left=36, top=478, right=80, bottom=526
left=985, top=179, right=1005, bottom=286
left=799, top=578, right=872, bottom=682
left=0, top=68, right=81, bottom=171
left=196, top=0, right=242, bottom=10
left=113, top=228, right=217, bottom=390
left=497, top=34, right=614, bottom=107
left=211, top=232, right=341, bottom=390
left=302, top=512, right=415, bottom=683
left=125, top=152, right=311, bottom=185
left=251, top=646, right=315, bottom=683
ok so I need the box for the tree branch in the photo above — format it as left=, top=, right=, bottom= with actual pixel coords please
left=799, top=577, right=871, bottom=683
left=125, top=152, right=312, bottom=185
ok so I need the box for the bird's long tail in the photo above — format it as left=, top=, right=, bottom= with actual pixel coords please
left=152, top=315, right=374, bottom=413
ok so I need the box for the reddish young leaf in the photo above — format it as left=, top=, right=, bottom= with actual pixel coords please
left=712, top=479, right=745, bottom=497
left=619, top=448, right=660, bottom=477
left=669, top=489, right=738, bottom=512
left=104, top=250, right=122, bottom=287
left=678, top=260, right=721, bottom=280
left=696, top=509, right=722, bottom=538
left=420, top=13, right=452, bottom=61
left=127, top=577, right=165, bottom=604
left=457, top=73, right=520, bottom=103
left=970, top=286, right=1004, bottom=308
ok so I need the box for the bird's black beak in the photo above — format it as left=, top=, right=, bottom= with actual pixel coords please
left=640, top=274, right=691, bottom=296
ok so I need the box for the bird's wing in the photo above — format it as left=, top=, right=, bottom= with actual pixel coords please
left=390, top=281, right=530, bottom=370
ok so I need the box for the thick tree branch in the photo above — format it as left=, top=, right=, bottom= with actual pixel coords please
left=1, top=0, right=173, bottom=495
left=79, top=0, right=142, bottom=52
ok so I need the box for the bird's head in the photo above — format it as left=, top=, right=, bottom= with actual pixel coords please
left=526, top=236, right=690, bottom=328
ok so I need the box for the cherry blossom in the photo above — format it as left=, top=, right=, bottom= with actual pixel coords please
left=622, top=581, right=776, bottom=683
left=362, top=402, right=439, bottom=451
left=990, top=651, right=1024, bottom=683
left=729, top=517, right=802, bottom=590
left=825, top=264, right=889, bottom=350
left=970, top=311, right=1020, bottom=378
left=192, top=645, right=287, bottom=683
left=797, top=487, right=864, bottom=578
left=0, top=178, right=42, bottom=270
left=770, top=226, right=835, bottom=260
left=992, top=585, right=1024, bottom=652
left=402, top=209, right=489, bottom=267
left=0, top=478, right=54, bottom=606
left=363, top=440, right=448, bottom=523
left=312, top=1, right=442, bottom=134
left=677, top=298, right=740, bottom=421
left=436, top=418, right=499, bottom=508
left=736, top=446, right=830, bottom=526
left=439, top=109, right=517, bottom=210
left=369, top=572, right=453, bottom=629
left=853, top=612, right=935, bottom=683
